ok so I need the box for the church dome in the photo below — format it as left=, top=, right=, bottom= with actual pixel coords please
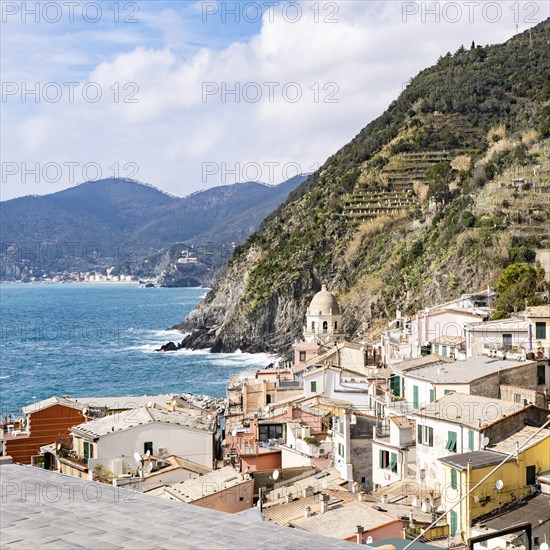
left=309, top=284, right=340, bottom=315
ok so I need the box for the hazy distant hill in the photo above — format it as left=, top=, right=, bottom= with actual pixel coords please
left=0, top=176, right=306, bottom=276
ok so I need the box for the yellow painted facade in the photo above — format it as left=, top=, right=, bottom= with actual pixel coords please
left=440, top=434, right=550, bottom=542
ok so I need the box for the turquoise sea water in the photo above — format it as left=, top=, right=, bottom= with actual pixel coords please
left=0, top=283, right=276, bottom=414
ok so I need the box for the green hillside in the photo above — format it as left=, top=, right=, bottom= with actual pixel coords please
left=179, top=20, right=550, bottom=354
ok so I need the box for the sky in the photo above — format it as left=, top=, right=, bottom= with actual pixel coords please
left=1, top=0, right=548, bottom=200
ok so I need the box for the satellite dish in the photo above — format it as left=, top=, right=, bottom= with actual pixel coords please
left=481, top=437, right=490, bottom=449
left=539, top=543, right=549, bottom=550
left=82, top=407, right=88, bottom=416
left=146, top=462, right=154, bottom=473
left=495, top=479, right=504, bottom=491
left=146, top=401, right=153, bottom=407
left=145, top=450, right=151, bottom=457
left=272, top=469, right=280, bottom=480
left=231, top=429, right=237, bottom=437
left=322, top=480, right=329, bottom=490
left=56, top=443, right=61, bottom=451
left=133, top=452, right=142, bottom=463
left=366, top=536, right=373, bottom=544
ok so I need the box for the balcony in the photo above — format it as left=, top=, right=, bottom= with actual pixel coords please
left=277, top=380, right=303, bottom=389
left=0, top=427, right=29, bottom=439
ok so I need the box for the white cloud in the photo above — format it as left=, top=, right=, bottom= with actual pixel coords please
left=2, top=0, right=548, bottom=199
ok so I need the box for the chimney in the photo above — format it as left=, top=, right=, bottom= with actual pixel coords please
left=320, top=493, right=330, bottom=514
left=304, top=506, right=312, bottom=518
left=356, top=525, right=364, bottom=544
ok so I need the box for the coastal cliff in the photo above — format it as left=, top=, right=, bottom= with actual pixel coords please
left=176, top=21, right=550, bottom=355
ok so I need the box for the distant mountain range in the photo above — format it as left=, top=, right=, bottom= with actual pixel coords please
left=0, top=176, right=307, bottom=279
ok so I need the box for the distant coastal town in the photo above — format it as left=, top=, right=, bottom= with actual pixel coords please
left=2, top=284, right=549, bottom=549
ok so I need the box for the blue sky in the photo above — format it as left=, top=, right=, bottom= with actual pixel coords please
left=1, top=1, right=548, bottom=200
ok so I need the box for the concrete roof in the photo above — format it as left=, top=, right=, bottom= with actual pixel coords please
left=417, top=393, right=526, bottom=430
left=0, top=463, right=354, bottom=549
left=439, top=450, right=512, bottom=471
left=396, top=356, right=535, bottom=384
left=153, top=466, right=249, bottom=503
left=71, top=406, right=215, bottom=439
left=391, top=354, right=452, bottom=372
left=367, top=538, right=441, bottom=549
left=429, top=336, right=465, bottom=346
left=290, top=500, right=399, bottom=539
left=262, top=490, right=355, bottom=526
left=526, top=304, right=550, bottom=318
left=488, top=426, right=550, bottom=454
left=473, top=493, right=550, bottom=532
left=465, top=318, right=530, bottom=332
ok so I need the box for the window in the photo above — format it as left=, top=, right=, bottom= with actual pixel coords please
left=83, top=441, right=90, bottom=461
left=299, top=351, right=306, bottom=362
left=266, top=394, right=272, bottom=405
left=514, top=393, right=522, bottom=403
left=442, top=345, right=448, bottom=357
left=338, top=443, right=344, bottom=457
left=444, top=389, right=455, bottom=395
left=450, top=468, right=457, bottom=489
left=537, top=364, right=546, bottom=385
left=429, top=389, right=435, bottom=403
left=390, top=374, right=401, bottom=397
left=446, top=431, right=457, bottom=452
left=468, top=430, right=474, bottom=451
left=379, top=450, right=397, bottom=472
left=413, top=385, right=419, bottom=409
left=388, top=452, right=398, bottom=473
left=144, top=441, right=153, bottom=455
left=322, top=321, right=328, bottom=334
left=259, top=424, right=283, bottom=442
left=334, top=321, right=338, bottom=331
left=450, top=510, right=458, bottom=537
left=310, top=381, right=317, bottom=393
left=417, top=425, right=433, bottom=446
left=502, top=334, right=513, bottom=350
left=535, top=322, right=547, bottom=340
left=526, top=465, right=536, bottom=485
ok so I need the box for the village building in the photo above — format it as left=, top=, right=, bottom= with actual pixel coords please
left=465, top=317, right=530, bottom=358
left=438, top=425, right=550, bottom=543
left=0, top=397, right=89, bottom=465
left=390, top=355, right=545, bottom=410
left=527, top=304, right=550, bottom=357
left=146, top=465, right=255, bottom=514
left=57, top=406, right=218, bottom=480
left=414, top=393, right=549, bottom=488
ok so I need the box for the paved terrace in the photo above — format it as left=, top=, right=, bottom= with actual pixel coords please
left=0, top=464, right=354, bottom=549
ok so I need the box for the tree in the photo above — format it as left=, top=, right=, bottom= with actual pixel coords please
left=492, top=263, right=546, bottom=319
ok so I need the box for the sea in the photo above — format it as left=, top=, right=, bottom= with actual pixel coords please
left=0, top=283, right=277, bottom=416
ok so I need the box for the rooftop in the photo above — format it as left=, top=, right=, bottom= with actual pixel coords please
left=308, top=284, right=340, bottom=316
left=417, top=393, right=526, bottom=430
left=473, top=493, right=550, bottom=533
left=0, top=464, right=354, bottom=549
left=367, top=537, right=442, bottom=549
left=465, top=318, right=530, bottom=331
left=429, top=335, right=465, bottom=346
left=150, top=466, right=250, bottom=503
left=488, top=425, right=550, bottom=454
left=526, top=304, right=550, bottom=318
left=439, top=450, right=512, bottom=471
left=21, top=396, right=86, bottom=415
left=391, top=354, right=452, bottom=372
left=290, top=500, right=399, bottom=540
left=71, top=406, right=215, bottom=438
left=395, top=356, right=535, bottom=384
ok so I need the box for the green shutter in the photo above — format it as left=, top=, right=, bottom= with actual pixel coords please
left=446, top=431, right=457, bottom=452
left=429, top=388, right=435, bottom=403
left=311, top=381, right=317, bottom=393
left=428, top=427, right=434, bottom=447
left=468, top=430, right=474, bottom=451
left=450, top=468, right=457, bottom=489
left=379, top=449, right=384, bottom=468
left=389, top=452, right=398, bottom=472
left=83, top=441, right=89, bottom=461
left=536, top=322, right=547, bottom=340
left=395, top=376, right=401, bottom=397
left=413, top=386, right=419, bottom=409
left=417, top=424, right=423, bottom=444
left=450, top=510, right=457, bottom=536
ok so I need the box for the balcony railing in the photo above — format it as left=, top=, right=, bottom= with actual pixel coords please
left=278, top=380, right=303, bottom=388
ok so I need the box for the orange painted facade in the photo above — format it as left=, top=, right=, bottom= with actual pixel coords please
left=2, top=404, right=87, bottom=464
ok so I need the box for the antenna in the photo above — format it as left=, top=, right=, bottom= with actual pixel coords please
left=272, top=469, right=280, bottom=481
left=133, top=452, right=142, bottom=463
